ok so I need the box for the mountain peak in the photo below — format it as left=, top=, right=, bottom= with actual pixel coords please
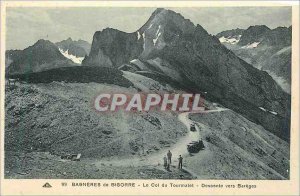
left=152, top=8, right=183, bottom=18
left=138, top=8, right=196, bottom=34
left=35, top=39, right=51, bottom=44
left=247, top=25, right=270, bottom=31
left=29, top=39, right=63, bottom=56
left=34, top=39, right=56, bottom=47
left=152, top=8, right=166, bottom=15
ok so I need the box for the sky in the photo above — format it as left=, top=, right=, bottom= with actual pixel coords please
left=6, top=7, right=292, bottom=50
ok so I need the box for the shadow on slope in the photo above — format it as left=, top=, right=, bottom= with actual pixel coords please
left=7, top=66, right=133, bottom=88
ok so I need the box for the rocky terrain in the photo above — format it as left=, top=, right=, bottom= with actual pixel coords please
left=217, top=25, right=292, bottom=93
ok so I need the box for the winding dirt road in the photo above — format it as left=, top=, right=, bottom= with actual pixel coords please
left=93, top=107, right=229, bottom=170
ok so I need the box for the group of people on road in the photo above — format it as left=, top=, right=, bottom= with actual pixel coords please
left=163, top=150, right=183, bottom=170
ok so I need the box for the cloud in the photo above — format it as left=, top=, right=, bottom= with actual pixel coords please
left=172, top=7, right=292, bottom=34
left=6, top=7, right=292, bottom=50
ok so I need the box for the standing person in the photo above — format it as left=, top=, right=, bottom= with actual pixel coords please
left=163, top=156, right=168, bottom=169
left=167, top=150, right=172, bottom=164
left=178, top=155, right=183, bottom=169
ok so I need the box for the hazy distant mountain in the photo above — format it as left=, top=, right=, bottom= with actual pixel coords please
left=6, top=39, right=77, bottom=75
left=217, top=25, right=292, bottom=94
left=83, top=8, right=290, bottom=141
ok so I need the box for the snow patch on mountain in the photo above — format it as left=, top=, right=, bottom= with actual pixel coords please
left=156, top=25, right=161, bottom=36
left=142, top=33, right=146, bottom=50
left=259, top=107, right=278, bottom=115
left=219, top=35, right=241, bottom=44
left=241, top=42, right=260, bottom=49
left=153, top=33, right=161, bottom=45
left=269, top=111, right=278, bottom=115
left=59, top=48, right=84, bottom=64
left=259, top=107, right=267, bottom=112
left=137, top=31, right=141, bottom=40
left=153, top=25, right=162, bottom=45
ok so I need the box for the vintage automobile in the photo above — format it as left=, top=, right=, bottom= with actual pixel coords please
left=190, top=124, right=196, bottom=132
left=187, top=140, right=205, bottom=153
left=61, top=153, right=81, bottom=161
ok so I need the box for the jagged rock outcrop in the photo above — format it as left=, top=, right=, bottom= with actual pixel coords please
left=82, top=28, right=143, bottom=67
left=55, top=38, right=91, bottom=57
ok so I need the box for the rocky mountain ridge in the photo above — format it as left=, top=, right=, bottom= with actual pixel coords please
left=216, top=25, right=292, bottom=93
left=55, top=37, right=91, bottom=58
left=83, top=8, right=290, bottom=141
